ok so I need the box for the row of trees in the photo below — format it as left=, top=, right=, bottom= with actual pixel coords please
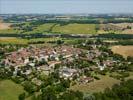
left=30, top=18, right=133, bottom=26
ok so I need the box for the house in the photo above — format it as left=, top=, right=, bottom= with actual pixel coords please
left=32, top=78, right=42, bottom=86
left=103, top=60, right=114, bottom=67
left=28, top=63, right=35, bottom=67
left=48, top=61, right=61, bottom=69
left=97, top=62, right=105, bottom=71
left=37, top=65, right=51, bottom=75
left=24, top=69, right=32, bottom=75
left=59, top=68, right=78, bottom=80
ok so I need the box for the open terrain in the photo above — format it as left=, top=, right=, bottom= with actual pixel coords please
left=0, top=22, right=11, bottom=30
left=0, top=23, right=20, bottom=34
left=0, top=37, right=28, bottom=44
left=70, top=75, right=120, bottom=93
left=0, top=22, right=133, bottom=34
left=25, top=23, right=97, bottom=34
left=111, top=45, right=133, bottom=58
left=52, top=23, right=96, bottom=34
left=0, top=80, right=25, bottom=100
left=113, top=23, right=133, bottom=34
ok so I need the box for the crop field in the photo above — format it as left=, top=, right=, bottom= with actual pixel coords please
left=99, top=23, right=133, bottom=34
left=35, top=23, right=133, bottom=34
left=0, top=29, right=20, bottom=34
left=35, top=23, right=55, bottom=32
left=112, top=23, right=133, bottom=34
left=25, top=23, right=56, bottom=34
left=24, top=22, right=133, bottom=34
left=0, top=22, right=20, bottom=34
left=0, top=22, right=11, bottom=30
left=0, top=22, right=132, bottom=34
left=0, top=37, right=28, bottom=44
left=0, top=23, right=97, bottom=34
left=0, top=37, right=62, bottom=45
left=111, top=45, right=133, bottom=58
left=52, top=23, right=96, bottom=34
left=25, top=23, right=97, bottom=34
left=70, top=75, right=120, bottom=93
left=0, top=80, right=25, bottom=100
left=0, top=22, right=22, bottom=34
left=0, top=22, right=21, bottom=34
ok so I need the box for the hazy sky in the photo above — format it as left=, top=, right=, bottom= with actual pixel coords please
left=0, top=0, right=133, bottom=14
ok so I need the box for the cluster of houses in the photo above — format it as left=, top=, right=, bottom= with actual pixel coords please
left=0, top=45, right=118, bottom=84
left=2, top=46, right=81, bottom=67
left=1, top=46, right=82, bottom=77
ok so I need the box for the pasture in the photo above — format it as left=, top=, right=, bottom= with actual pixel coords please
left=0, top=80, right=25, bottom=100
left=25, top=23, right=97, bottom=34
left=0, top=22, right=133, bottom=34
left=0, top=37, right=61, bottom=45
left=0, top=37, right=28, bottom=44
left=52, top=23, right=96, bottom=34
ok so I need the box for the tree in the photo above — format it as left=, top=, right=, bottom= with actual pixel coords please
left=54, top=84, right=66, bottom=93
left=41, top=86, right=57, bottom=100
left=23, top=81, right=37, bottom=94
left=127, top=56, right=133, bottom=62
left=61, top=79, right=70, bottom=88
left=127, top=26, right=131, bottom=29
left=93, top=79, right=133, bottom=100
left=18, top=92, right=26, bottom=100
left=59, top=90, right=83, bottom=100
left=57, top=40, right=64, bottom=45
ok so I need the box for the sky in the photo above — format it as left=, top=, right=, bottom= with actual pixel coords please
left=0, top=0, right=133, bottom=14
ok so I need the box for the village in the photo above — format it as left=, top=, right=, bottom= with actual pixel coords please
left=0, top=38, right=132, bottom=100
left=1, top=40, right=128, bottom=86
left=0, top=1, right=133, bottom=99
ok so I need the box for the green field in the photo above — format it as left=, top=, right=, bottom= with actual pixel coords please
left=25, top=23, right=56, bottom=34
left=0, top=37, right=28, bottom=44
left=0, top=80, right=25, bottom=100
left=25, top=23, right=97, bottom=34
left=0, top=23, right=97, bottom=34
left=35, top=23, right=55, bottom=32
left=0, top=22, right=133, bottom=34
left=52, top=23, right=96, bottom=34
left=0, top=29, right=21, bottom=34
left=0, top=37, right=61, bottom=44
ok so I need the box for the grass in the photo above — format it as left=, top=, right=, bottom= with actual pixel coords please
left=0, top=22, right=132, bottom=34
left=52, top=23, right=96, bottom=34
left=0, top=37, right=28, bottom=44
left=0, top=37, right=92, bottom=45
left=0, top=37, right=61, bottom=45
left=29, top=37, right=59, bottom=42
left=0, top=80, right=25, bottom=100
left=25, top=23, right=56, bottom=34
left=125, top=72, right=133, bottom=80
left=0, top=29, right=21, bottom=34
left=70, top=75, right=120, bottom=93
left=24, top=23, right=97, bottom=34
left=35, top=23, right=55, bottom=32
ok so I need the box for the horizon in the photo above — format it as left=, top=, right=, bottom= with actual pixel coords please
left=0, top=0, right=133, bottom=14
